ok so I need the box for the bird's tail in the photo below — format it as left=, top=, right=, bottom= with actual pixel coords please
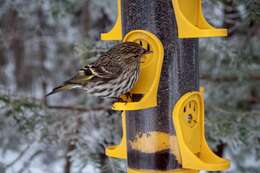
left=45, top=83, right=78, bottom=97
left=46, top=68, right=93, bottom=97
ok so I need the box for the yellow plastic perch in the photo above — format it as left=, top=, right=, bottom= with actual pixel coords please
left=128, top=168, right=198, bottom=173
left=172, top=91, right=230, bottom=171
left=112, top=30, right=164, bottom=111
left=105, top=111, right=127, bottom=159
left=171, top=0, right=227, bottom=38
left=101, top=0, right=122, bottom=40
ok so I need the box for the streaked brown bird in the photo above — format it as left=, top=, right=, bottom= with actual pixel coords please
left=46, top=42, right=152, bottom=98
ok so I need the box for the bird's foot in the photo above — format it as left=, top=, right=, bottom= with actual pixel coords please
left=111, top=93, right=133, bottom=109
left=124, top=92, right=132, bottom=101
left=111, top=97, right=128, bottom=104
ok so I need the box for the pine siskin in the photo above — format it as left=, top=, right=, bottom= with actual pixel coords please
left=46, top=42, right=152, bottom=98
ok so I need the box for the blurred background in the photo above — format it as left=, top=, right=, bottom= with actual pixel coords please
left=0, top=0, right=259, bottom=173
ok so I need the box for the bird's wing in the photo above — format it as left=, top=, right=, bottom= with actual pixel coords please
left=65, top=67, right=95, bottom=85
left=87, top=54, right=122, bottom=79
left=64, top=53, right=122, bottom=86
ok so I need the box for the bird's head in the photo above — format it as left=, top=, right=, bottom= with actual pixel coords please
left=114, top=42, right=152, bottom=64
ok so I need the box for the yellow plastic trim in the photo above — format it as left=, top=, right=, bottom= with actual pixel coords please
left=128, top=168, right=198, bottom=173
left=101, top=0, right=123, bottom=40
left=105, top=111, right=127, bottom=159
left=173, top=91, right=230, bottom=170
left=171, top=0, right=227, bottom=38
left=113, top=30, right=164, bottom=110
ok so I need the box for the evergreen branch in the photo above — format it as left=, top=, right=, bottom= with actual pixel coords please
left=201, top=74, right=260, bottom=82
left=207, top=104, right=260, bottom=114
left=17, top=150, right=43, bottom=173
left=5, top=145, right=31, bottom=169
left=0, top=92, right=111, bottom=113
left=47, top=105, right=110, bottom=112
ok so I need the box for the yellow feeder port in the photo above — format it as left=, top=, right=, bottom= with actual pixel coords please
left=171, top=0, right=227, bottom=38
left=112, top=30, right=164, bottom=111
left=128, top=168, right=198, bottom=173
left=101, top=0, right=227, bottom=39
left=105, top=111, right=127, bottom=159
left=101, top=0, right=122, bottom=40
left=172, top=91, right=230, bottom=171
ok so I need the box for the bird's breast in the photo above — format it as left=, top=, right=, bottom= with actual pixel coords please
left=83, top=67, right=140, bottom=98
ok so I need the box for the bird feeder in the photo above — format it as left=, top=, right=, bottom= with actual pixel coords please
left=101, top=0, right=230, bottom=173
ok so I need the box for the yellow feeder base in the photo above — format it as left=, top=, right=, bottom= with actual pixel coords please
left=112, top=30, right=164, bottom=110
left=171, top=0, right=227, bottom=38
left=105, top=111, right=127, bottom=159
left=101, top=0, right=122, bottom=40
left=172, top=90, right=230, bottom=171
left=128, top=168, right=198, bottom=173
